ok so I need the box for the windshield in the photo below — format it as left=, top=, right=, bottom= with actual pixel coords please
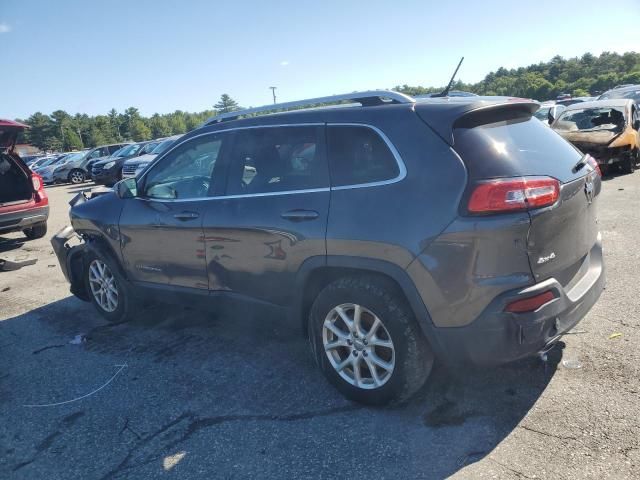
left=534, top=107, right=550, bottom=121
left=599, top=88, right=640, bottom=102
left=554, top=107, right=627, bottom=132
left=141, top=141, right=160, bottom=154
left=152, top=138, right=179, bottom=154
left=39, top=155, right=65, bottom=167
left=60, top=152, right=85, bottom=163
left=118, top=144, right=143, bottom=157
left=110, top=146, right=128, bottom=158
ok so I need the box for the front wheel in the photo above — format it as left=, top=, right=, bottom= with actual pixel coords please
left=84, top=250, right=136, bottom=323
left=308, top=276, right=433, bottom=405
left=68, top=169, right=85, bottom=184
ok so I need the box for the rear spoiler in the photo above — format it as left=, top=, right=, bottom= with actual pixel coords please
left=414, top=98, right=540, bottom=146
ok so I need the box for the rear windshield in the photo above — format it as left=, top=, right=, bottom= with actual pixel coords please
left=554, top=107, right=626, bottom=133
left=453, top=115, right=583, bottom=183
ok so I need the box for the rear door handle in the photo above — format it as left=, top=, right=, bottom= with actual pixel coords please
left=173, top=211, right=200, bottom=221
left=280, top=209, right=319, bottom=222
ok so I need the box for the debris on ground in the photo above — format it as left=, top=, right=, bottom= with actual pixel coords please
left=1, top=286, right=10, bottom=292
left=609, top=332, right=623, bottom=340
left=0, top=254, right=37, bottom=271
left=562, top=359, right=583, bottom=369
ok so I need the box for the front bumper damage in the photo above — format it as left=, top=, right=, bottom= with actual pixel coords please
left=51, top=225, right=90, bottom=300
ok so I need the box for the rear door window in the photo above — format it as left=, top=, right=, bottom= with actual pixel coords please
left=327, top=126, right=399, bottom=187
left=226, top=126, right=327, bottom=195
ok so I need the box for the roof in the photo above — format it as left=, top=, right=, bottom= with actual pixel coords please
left=604, top=84, right=640, bottom=94
left=0, top=119, right=28, bottom=128
left=192, top=94, right=539, bottom=148
left=563, top=98, right=633, bottom=111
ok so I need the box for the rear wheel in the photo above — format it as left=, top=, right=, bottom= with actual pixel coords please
left=23, top=222, right=47, bottom=240
left=622, top=153, right=636, bottom=174
left=308, top=276, right=433, bottom=405
left=84, top=250, right=137, bottom=323
left=68, top=169, right=85, bottom=184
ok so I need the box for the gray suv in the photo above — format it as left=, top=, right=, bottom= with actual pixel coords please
left=52, top=91, right=605, bottom=405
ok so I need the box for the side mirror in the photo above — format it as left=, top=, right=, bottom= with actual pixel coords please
left=115, top=178, right=138, bottom=199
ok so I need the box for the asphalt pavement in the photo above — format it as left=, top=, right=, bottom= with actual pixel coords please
left=0, top=175, right=638, bottom=479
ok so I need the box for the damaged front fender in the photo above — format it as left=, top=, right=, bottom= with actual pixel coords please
left=51, top=226, right=90, bottom=301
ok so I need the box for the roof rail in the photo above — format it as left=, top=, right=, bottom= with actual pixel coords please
left=203, top=90, right=415, bottom=125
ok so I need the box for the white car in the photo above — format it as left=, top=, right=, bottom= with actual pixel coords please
left=534, top=103, right=566, bottom=126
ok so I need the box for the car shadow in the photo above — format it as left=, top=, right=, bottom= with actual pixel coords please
left=1, top=296, right=561, bottom=479
left=0, top=235, right=27, bottom=254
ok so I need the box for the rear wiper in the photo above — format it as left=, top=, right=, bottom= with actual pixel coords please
left=572, top=156, right=587, bottom=173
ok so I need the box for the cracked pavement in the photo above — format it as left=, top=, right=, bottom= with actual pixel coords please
left=1, top=176, right=639, bottom=479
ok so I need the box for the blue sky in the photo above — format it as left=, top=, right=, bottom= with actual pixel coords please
left=1, top=0, right=639, bottom=119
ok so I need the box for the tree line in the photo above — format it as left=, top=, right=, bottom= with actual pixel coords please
left=17, top=94, right=240, bottom=152
left=396, top=51, right=640, bottom=100
left=17, top=51, right=640, bottom=152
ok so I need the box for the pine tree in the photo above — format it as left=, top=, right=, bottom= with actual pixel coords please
left=214, top=94, right=240, bottom=113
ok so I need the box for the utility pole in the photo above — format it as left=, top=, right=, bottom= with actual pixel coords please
left=269, top=86, right=277, bottom=104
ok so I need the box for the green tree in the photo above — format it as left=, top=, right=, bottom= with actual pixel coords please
left=149, top=114, right=171, bottom=138
left=130, top=118, right=151, bottom=141
left=214, top=94, right=240, bottom=113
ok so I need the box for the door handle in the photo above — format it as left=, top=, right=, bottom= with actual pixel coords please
left=280, top=209, right=319, bottom=222
left=173, top=211, right=200, bottom=221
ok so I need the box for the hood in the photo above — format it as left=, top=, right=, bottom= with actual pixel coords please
left=555, top=129, right=621, bottom=146
left=0, top=119, right=28, bottom=151
left=90, top=155, right=112, bottom=164
left=125, top=153, right=157, bottom=165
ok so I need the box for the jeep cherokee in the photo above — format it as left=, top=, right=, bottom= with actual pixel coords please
left=52, top=91, right=605, bottom=405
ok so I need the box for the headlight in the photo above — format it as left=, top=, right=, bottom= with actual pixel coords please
left=103, top=161, right=116, bottom=169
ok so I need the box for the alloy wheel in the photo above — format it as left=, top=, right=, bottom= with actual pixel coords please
left=88, top=259, right=119, bottom=312
left=322, top=303, right=395, bottom=389
left=70, top=171, right=84, bottom=184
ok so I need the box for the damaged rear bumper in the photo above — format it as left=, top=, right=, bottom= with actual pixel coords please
left=432, top=234, right=605, bottom=367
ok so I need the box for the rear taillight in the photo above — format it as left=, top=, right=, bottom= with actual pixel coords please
left=505, top=290, right=556, bottom=313
left=586, top=155, right=601, bottom=177
left=468, top=176, right=560, bottom=214
left=31, top=173, right=48, bottom=203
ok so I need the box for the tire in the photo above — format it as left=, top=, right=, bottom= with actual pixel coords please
left=308, top=276, right=433, bottom=405
left=621, top=153, right=636, bottom=174
left=23, top=222, right=48, bottom=240
left=68, top=169, right=86, bottom=184
left=83, top=249, right=137, bottom=323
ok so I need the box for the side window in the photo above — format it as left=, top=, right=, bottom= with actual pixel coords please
left=107, top=145, right=120, bottom=154
left=142, top=134, right=224, bottom=200
left=226, top=126, right=327, bottom=195
left=88, top=149, right=103, bottom=159
left=327, top=126, right=400, bottom=187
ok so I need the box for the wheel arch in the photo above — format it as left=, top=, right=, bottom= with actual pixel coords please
left=293, top=256, right=447, bottom=360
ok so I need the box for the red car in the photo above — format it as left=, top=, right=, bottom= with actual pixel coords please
left=0, top=119, right=49, bottom=240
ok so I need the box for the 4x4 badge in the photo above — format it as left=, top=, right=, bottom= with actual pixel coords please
left=584, top=178, right=595, bottom=204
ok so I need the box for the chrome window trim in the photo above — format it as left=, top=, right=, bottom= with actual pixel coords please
left=137, top=122, right=406, bottom=202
